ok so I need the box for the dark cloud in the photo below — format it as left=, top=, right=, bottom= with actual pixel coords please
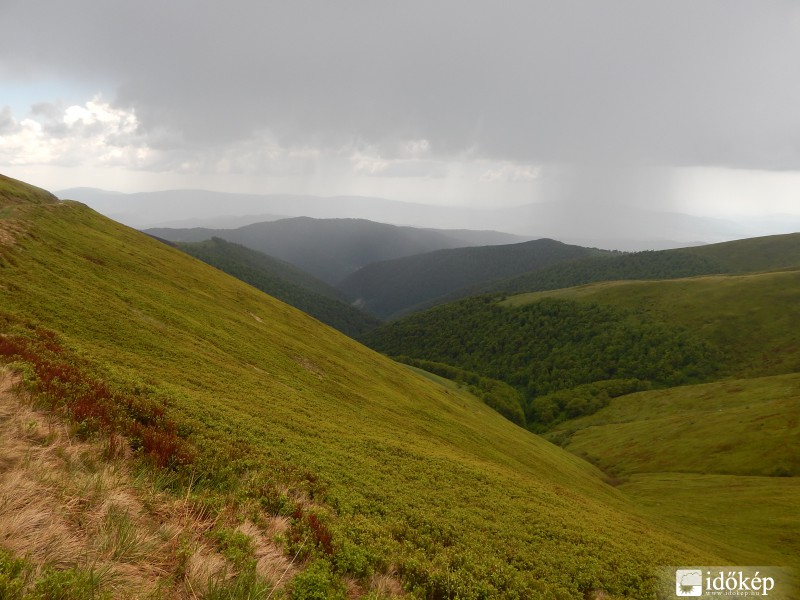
left=2, top=1, right=800, bottom=169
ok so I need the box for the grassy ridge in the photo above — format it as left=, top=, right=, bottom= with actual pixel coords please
left=174, top=237, right=382, bottom=337
left=462, top=233, right=800, bottom=302
left=0, top=176, right=727, bottom=597
left=686, top=232, right=800, bottom=273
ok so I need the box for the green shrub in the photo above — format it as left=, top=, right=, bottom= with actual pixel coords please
left=290, top=560, right=346, bottom=600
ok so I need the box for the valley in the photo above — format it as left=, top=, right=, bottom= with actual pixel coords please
left=0, top=173, right=797, bottom=598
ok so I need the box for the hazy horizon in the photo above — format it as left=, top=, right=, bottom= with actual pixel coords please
left=54, top=184, right=800, bottom=252
left=2, top=1, right=800, bottom=238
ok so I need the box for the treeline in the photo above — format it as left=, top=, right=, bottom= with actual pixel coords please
left=363, top=296, right=722, bottom=429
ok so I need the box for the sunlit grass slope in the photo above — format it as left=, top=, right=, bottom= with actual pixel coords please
left=0, top=174, right=726, bottom=597
left=546, top=374, right=800, bottom=573
left=549, top=373, right=800, bottom=478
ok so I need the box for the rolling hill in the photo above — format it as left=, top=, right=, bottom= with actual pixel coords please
left=339, top=232, right=800, bottom=321
left=173, top=237, right=381, bottom=337
left=475, top=232, right=800, bottom=298
left=338, top=239, right=609, bottom=320
left=0, top=174, right=741, bottom=597
left=145, top=218, right=525, bottom=285
left=545, top=372, right=800, bottom=570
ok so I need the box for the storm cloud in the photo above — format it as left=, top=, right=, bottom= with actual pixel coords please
left=2, top=0, right=799, bottom=170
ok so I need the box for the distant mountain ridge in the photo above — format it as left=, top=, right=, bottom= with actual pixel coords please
left=339, top=238, right=610, bottom=319
left=477, top=232, right=800, bottom=298
left=58, top=186, right=800, bottom=250
left=146, top=217, right=526, bottom=284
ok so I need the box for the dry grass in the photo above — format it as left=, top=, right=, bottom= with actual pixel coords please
left=367, top=570, right=404, bottom=598
left=236, top=519, right=296, bottom=588
left=0, top=368, right=301, bottom=598
left=0, top=218, right=23, bottom=248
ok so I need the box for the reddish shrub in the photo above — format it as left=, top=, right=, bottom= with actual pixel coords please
left=0, top=320, right=194, bottom=469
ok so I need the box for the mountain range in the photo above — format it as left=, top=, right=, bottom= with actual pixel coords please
left=59, top=186, right=800, bottom=250
left=146, top=217, right=525, bottom=285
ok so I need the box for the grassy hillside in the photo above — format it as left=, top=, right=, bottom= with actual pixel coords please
left=549, top=373, right=800, bottom=478
left=174, top=237, right=381, bottom=337
left=685, top=232, right=800, bottom=273
left=338, top=239, right=607, bottom=320
left=146, top=218, right=520, bottom=285
left=0, top=174, right=730, bottom=598
left=546, top=373, right=800, bottom=571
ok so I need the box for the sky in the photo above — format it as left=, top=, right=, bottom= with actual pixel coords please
left=1, top=0, right=800, bottom=221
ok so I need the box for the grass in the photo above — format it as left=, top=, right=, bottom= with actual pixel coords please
left=0, top=174, right=734, bottom=597
left=0, top=367, right=290, bottom=598
left=620, top=473, right=800, bottom=585
left=545, top=372, right=800, bottom=584
left=550, top=373, right=800, bottom=478
left=498, top=269, right=800, bottom=590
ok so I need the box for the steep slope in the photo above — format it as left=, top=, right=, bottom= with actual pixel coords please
left=145, top=218, right=522, bottom=284
left=174, top=237, right=381, bottom=337
left=338, top=239, right=606, bottom=320
left=0, top=174, right=727, bottom=597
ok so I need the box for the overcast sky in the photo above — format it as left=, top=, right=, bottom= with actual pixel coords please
left=1, top=0, right=799, bottom=218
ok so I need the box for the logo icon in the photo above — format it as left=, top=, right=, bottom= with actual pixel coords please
left=676, top=569, right=703, bottom=596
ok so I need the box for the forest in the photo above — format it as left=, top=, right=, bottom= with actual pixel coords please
left=363, top=295, right=722, bottom=429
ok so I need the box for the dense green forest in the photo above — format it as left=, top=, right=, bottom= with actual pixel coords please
left=472, top=234, right=800, bottom=299
left=363, top=295, right=722, bottom=429
left=175, top=237, right=382, bottom=337
left=475, top=249, right=726, bottom=296
left=338, top=238, right=607, bottom=319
